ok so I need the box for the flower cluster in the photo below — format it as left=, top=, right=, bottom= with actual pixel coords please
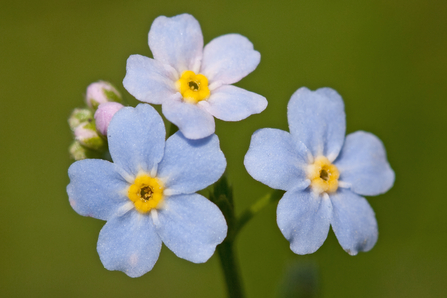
left=68, top=81, right=123, bottom=160
left=66, top=13, right=394, bottom=279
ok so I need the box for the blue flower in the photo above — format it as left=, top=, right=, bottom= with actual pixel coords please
left=123, top=13, right=267, bottom=140
left=67, top=104, right=227, bottom=277
left=244, top=87, right=395, bottom=255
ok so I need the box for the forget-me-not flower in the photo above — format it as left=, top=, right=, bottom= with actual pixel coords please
left=123, top=13, right=267, bottom=140
left=67, top=104, right=227, bottom=277
left=244, top=87, right=395, bottom=255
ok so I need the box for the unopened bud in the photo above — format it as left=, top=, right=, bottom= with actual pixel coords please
left=68, top=108, right=93, bottom=131
left=74, top=121, right=105, bottom=151
left=94, top=102, right=124, bottom=136
left=85, top=81, right=122, bottom=110
left=69, top=141, right=102, bottom=160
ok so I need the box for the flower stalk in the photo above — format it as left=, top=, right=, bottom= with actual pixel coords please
left=210, top=177, right=284, bottom=298
left=233, top=189, right=284, bottom=239
left=216, top=240, right=245, bottom=298
left=209, top=176, right=244, bottom=298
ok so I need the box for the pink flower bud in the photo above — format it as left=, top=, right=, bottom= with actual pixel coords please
left=94, top=102, right=124, bottom=136
left=85, top=81, right=122, bottom=109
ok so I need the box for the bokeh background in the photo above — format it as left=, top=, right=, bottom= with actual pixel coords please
left=1, top=0, right=446, bottom=297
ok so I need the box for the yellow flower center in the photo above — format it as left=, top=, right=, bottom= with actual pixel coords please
left=307, top=156, right=339, bottom=194
left=127, top=174, right=164, bottom=213
left=176, top=70, right=210, bottom=104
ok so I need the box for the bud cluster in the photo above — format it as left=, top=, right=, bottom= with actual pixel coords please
left=68, top=81, right=123, bottom=160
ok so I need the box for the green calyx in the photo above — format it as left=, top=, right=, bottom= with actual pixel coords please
left=68, top=108, right=93, bottom=130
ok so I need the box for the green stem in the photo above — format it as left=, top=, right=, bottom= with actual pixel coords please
left=216, top=190, right=283, bottom=297
left=217, top=240, right=245, bottom=298
left=233, top=189, right=284, bottom=239
left=210, top=176, right=283, bottom=298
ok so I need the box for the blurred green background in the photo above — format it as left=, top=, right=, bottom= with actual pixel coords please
left=1, top=0, right=446, bottom=297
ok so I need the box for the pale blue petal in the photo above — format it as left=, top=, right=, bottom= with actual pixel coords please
left=108, top=104, right=165, bottom=176
left=334, top=131, right=395, bottom=196
left=149, top=14, right=203, bottom=74
left=288, top=87, right=346, bottom=160
left=157, top=132, right=226, bottom=195
left=67, top=159, right=129, bottom=221
left=277, top=188, right=332, bottom=254
left=97, top=211, right=162, bottom=277
left=244, top=128, right=309, bottom=191
left=330, top=189, right=378, bottom=255
left=162, top=99, right=215, bottom=140
left=201, top=34, right=260, bottom=85
left=123, top=55, right=178, bottom=104
left=203, top=85, right=267, bottom=121
left=154, top=194, right=227, bottom=263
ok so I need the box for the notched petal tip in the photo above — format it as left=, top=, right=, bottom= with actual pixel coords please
left=343, top=237, right=374, bottom=256
left=344, top=248, right=357, bottom=256
left=315, top=87, right=343, bottom=103
left=149, top=13, right=203, bottom=74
